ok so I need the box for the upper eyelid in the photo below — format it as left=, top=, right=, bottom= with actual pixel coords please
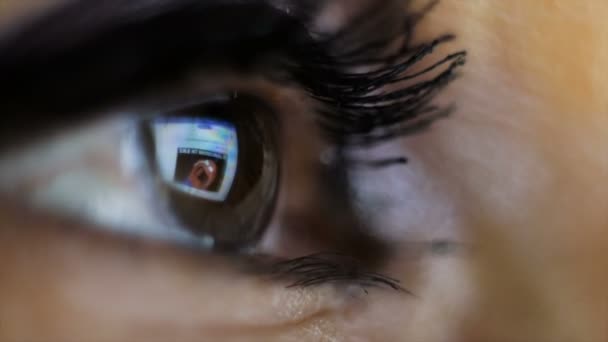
left=0, top=1, right=331, bottom=144
left=0, top=0, right=464, bottom=148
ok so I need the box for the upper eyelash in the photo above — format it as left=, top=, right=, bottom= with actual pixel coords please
left=287, top=0, right=467, bottom=147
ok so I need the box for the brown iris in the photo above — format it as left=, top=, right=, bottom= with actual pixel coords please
left=140, top=94, right=280, bottom=250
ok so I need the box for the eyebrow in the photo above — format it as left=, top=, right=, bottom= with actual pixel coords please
left=0, top=0, right=324, bottom=146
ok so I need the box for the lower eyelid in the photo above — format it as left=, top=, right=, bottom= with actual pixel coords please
left=0, top=203, right=349, bottom=339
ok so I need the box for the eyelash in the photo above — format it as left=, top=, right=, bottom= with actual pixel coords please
left=286, top=1, right=467, bottom=147
left=272, top=253, right=408, bottom=293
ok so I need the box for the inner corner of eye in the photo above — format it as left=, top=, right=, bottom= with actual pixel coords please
left=140, top=93, right=280, bottom=252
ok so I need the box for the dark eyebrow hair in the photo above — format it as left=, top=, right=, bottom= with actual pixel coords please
left=0, top=0, right=324, bottom=146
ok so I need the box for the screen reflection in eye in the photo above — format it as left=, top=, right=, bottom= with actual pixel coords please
left=155, top=118, right=239, bottom=199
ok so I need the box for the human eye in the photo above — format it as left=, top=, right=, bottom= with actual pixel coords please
left=0, top=0, right=468, bottom=340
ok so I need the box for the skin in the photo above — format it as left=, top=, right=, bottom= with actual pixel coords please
left=0, top=0, right=607, bottom=341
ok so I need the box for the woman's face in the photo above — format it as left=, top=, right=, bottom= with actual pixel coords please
left=0, top=1, right=607, bottom=341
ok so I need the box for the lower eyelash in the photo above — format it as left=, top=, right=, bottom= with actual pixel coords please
left=288, top=0, right=467, bottom=147
left=271, top=253, right=410, bottom=293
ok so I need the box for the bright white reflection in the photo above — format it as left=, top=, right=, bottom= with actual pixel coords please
left=152, top=117, right=238, bottom=202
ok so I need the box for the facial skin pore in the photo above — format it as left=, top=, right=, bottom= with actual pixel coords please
left=0, top=1, right=607, bottom=341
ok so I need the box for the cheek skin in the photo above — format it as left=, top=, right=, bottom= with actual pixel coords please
left=407, top=0, right=608, bottom=340
left=0, top=205, right=351, bottom=342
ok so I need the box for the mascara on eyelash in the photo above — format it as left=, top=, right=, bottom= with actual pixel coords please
left=267, top=253, right=410, bottom=294
left=287, top=1, right=467, bottom=147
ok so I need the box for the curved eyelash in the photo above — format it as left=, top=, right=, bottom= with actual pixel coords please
left=289, top=1, right=467, bottom=147
left=271, top=253, right=410, bottom=293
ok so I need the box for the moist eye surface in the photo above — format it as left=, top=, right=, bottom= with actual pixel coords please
left=140, top=94, right=280, bottom=251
